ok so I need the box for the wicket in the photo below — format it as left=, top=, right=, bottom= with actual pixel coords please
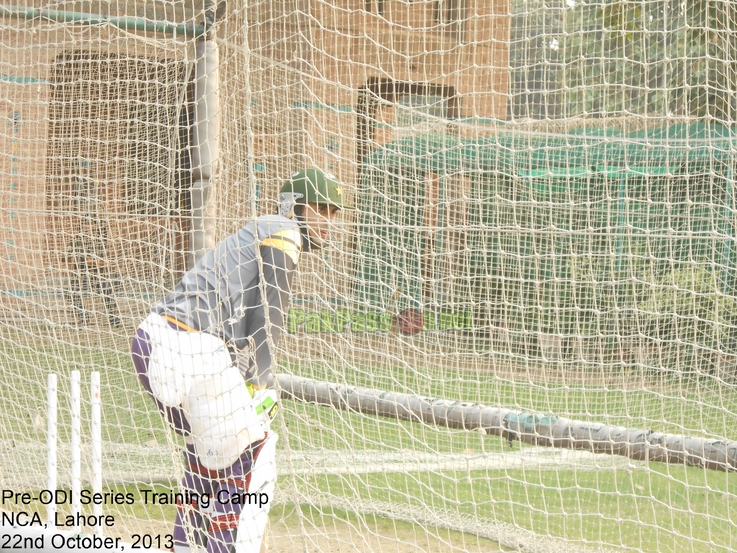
left=46, top=371, right=102, bottom=536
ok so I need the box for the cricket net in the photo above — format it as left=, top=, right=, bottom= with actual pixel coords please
left=2, top=0, right=737, bottom=552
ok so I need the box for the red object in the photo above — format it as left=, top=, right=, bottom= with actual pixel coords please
left=397, top=308, right=424, bottom=335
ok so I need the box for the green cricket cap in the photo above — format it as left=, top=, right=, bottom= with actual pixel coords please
left=279, top=168, right=353, bottom=210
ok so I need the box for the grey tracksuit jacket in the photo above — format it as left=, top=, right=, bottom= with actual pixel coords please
left=153, top=215, right=305, bottom=387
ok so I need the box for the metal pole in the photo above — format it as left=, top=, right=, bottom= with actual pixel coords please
left=0, top=5, right=205, bottom=38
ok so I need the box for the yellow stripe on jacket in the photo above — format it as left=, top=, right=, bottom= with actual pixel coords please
left=164, top=315, right=198, bottom=332
left=260, top=229, right=301, bottom=264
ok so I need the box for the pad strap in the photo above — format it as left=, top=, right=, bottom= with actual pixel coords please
left=209, top=513, right=240, bottom=532
left=188, top=436, right=268, bottom=483
left=228, top=437, right=267, bottom=493
left=204, top=436, right=269, bottom=534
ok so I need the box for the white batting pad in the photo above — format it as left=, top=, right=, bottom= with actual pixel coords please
left=233, top=432, right=278, bottom=553
left=184, top=365, right=268, bottom=471
left=139, top=313, right=232, bottom=408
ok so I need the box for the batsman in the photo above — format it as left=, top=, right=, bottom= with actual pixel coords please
left=131, top=168, right=348, bottom=553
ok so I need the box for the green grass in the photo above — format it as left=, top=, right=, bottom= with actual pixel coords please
left=3, top=325, right=737, bottom=551
left=6, top=481, right=512, bottom=552
left=301, top=463, right=737, bottom=553
left=9, top=467, right=737, bottom=552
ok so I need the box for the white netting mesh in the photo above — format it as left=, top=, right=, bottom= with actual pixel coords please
left=2, top=1, right=737, bottom=552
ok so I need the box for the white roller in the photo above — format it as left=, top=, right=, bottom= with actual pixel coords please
left=278, top=374, right=737, bottom=473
